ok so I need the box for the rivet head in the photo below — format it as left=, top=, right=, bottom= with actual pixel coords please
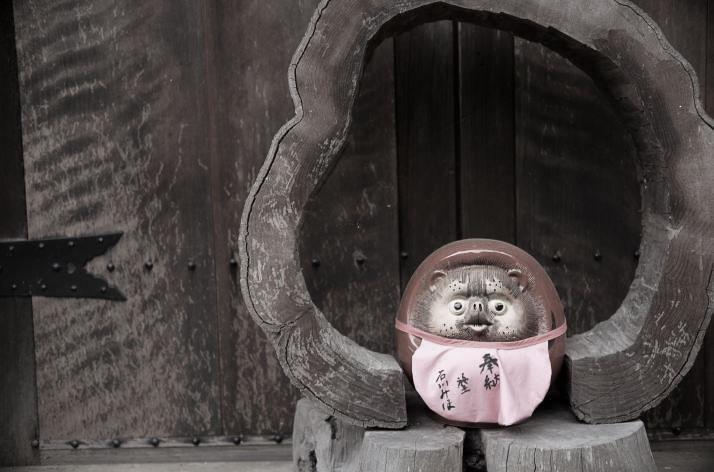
left=107, top=262, right=115, bottom=272
left=188, top=261, right=196, bottom=271
left=98, top=237, right=104, bottom=244
left=672, top=426, right=682, bottom=436
left=38, top=242, right=45, bottom=249
left=31, top=439, right=39, bottom=449
left=400, top=251, right=408, bottom=260
left=41, top=284, right=47, bottom=291
left=111, top=439, right=121, bottom=448
left=552, top=253, right=561, bottom=263
left=231, top=435, right=243, bottom=445
left=11, top=284, right=17, bottom=290
left=355, top=256, right=365, bottom=265
left=145, top=261, right=153, bottom=270
left=8, top=245, right=14, bottom=252
left=272, top=434, right=283, bottom=444
left=593, top=250, right=602, bottom=262
left=70, top=285, right=77, bottom=292
left=229, top=258, right=238, bottom=267
left=100, top=286, right=107, bottom=294
left=191, top=437, right=200, bottom=446
left=70, top=440, right=79, bottom=449
left=150, top=437, right=160, bottom=447
left=52, top=262, right=61, bottom=272
left=311, top=258, right=320, bottom=268
left=634, top=249, right=640, bottom=260
left=68, top=241, right=75, bottom=248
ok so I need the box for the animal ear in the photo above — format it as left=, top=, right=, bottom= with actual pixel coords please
left=508, top=269, right=529, bottom=291
left=429, top=270, right=447, bottom=292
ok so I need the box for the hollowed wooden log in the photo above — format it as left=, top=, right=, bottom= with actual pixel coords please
left=240, top=0, right=714, bottom=427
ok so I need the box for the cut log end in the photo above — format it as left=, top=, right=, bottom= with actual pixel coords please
left=478, top=402, right=657, bottom=472
left=293, top=396, right=464, bottom=471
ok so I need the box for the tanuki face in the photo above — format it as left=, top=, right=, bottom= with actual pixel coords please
left=410, top=265, right=548, bottom=342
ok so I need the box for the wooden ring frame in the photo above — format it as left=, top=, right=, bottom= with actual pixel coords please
left=240, top=0, right=714, bottom=427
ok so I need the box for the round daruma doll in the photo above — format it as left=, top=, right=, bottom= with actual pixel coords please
left=395, top=239, right=566, bottom=426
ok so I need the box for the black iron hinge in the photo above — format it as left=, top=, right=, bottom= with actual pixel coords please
left=0, top=233, right=125, bottom=300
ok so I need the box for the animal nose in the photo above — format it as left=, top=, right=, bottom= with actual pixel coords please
left=473, top=302, right=483, bottom=312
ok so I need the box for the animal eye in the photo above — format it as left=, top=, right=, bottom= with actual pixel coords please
left=449, top=299, right=466, bottom=315
left=489, top=300, right=507, bottom=314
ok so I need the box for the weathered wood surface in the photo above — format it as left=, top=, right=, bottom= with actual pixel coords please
left=0, top=2, right=38, bottom=466
left=479, top=402, right=656, bottom=471
left=632, top=0, right=712, bottom=431
left=292, top=396, right=464, bottom=472
left=14, top=0, right=221, bottom=438
left=204, top=0, right=319, bottom=436
left=706, top=0, right=714, bottom=430
left=240, top=0, right=714, bottom=427
left=300, top=37, right=400, bottom=355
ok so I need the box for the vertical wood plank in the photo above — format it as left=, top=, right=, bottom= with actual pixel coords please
left=203, top=0, right=319, bottom=435
left=457, top=24, right=515, bottom=242
left=14, top=0, right=221, bottom=439
left=395, top=21, right=458, bottom=288
left=631, top=0, right=709, bottom=431
left=0, top=1, right=38, bottom=465
left=706, top=0, right=714, bottom=430
left=299, top=39, right=400, bottom=355
left=514, top=39, right=641, bottom=336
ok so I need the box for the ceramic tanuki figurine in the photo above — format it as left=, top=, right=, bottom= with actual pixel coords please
left=395, top=239, right=567, bottom=426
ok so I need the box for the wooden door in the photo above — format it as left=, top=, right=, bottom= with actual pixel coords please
left=2, top=0, right=714, bottom=467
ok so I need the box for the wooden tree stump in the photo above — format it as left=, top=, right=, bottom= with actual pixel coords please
left=293, top=396, right=464, bottom=471
left=294, top=396, right=656, bottom=471
left=240, top=0, right=714, bottom=427
left=479, top=402, right=656, bottom=471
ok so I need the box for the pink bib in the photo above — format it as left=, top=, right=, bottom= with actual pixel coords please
left=396, top=320, right=567, bottom=426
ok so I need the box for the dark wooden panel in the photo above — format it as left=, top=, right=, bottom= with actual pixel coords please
left=14, top=0, right=221, bottom=439
left=631, top=0, right=709, bottom=431
left=457, top=24, right=515, bottom=242
left=0, top=1, right=38, bottom=466
left=395, top=20, right=458, bottom=288
left=514, top=38, right=641, bottom=336
left=203, top=0, right=319, bottom=435
left=706, top=0, right=714, bottom=429
left=300, top=39, right=400, bottom=355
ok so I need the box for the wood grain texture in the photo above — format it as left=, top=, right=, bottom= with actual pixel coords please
left=632, top=0, right=710, bottom=431
left=239, top=0, right=413, bottom=429
left=292, top=396, right=464, bottom=472
left=457, top=25, right=516, bottom=242
left=0, top=1, right=38, bottom=465
left=299, top=38, right=400, bottom=355
left=202, top=0, right=319, bottom=437
left=241, top=0, right=714, bottom=426
left=514, top=38, right=641, bottom=337
left=14, top=0, right=221, bottom=439
left=480, top=402, right=656, bottom=471
left=395, top=20, right=458, bottom=287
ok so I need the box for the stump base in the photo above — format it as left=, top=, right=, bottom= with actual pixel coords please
left=292, top=395, right=464, bottom=471
left=293, top=397, right=656, bottom=471
left=474, top=401, right=656, bottom=471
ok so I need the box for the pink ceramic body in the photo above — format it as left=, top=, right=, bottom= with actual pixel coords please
left=395, top=239, right=566, bottom=424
